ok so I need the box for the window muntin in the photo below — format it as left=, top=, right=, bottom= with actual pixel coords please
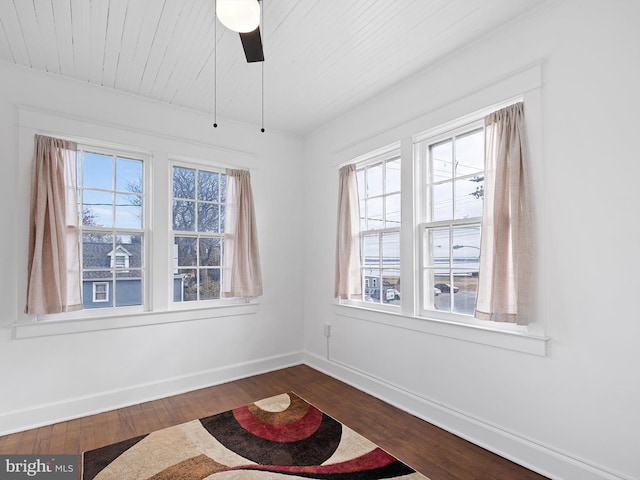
left=356, top=155, right=401, bottom=306
left=78, top=149, right=145, bottom=310
left=172, top=165, right=226, bottom=303
left=421, top=124, right=484, bottom=317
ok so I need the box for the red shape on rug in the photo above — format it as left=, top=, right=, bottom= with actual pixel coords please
left=232, top=404, right=323, bottom=442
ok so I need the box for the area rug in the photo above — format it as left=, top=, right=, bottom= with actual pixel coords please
left=82, top=392, right=429, bottom=479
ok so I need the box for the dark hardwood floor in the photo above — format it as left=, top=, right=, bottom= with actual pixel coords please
left=0, top=364, right=548, bottom=480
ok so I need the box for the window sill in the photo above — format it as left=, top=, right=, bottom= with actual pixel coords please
left=333, top=303, right=548, bottom=356
left=13, top=302, right=259, bottom=339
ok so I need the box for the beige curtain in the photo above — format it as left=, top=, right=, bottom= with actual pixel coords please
left=335, top=164, right=362, bottom=299
left=222, top=169, right=263, bottom=298
left=476, top=102, right=532, bottom=324
left=26, top=135, right=82, bottom=315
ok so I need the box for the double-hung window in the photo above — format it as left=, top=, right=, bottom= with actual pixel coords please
left=418, top=122, right=484, bottom=318
left=347, top=118, right=488, bottom=323
left=339, top=98, right=541, bottom=353
left=78, top=147, right=145, bottom=310
left=355, top=150, right=401, bottom=306
left=171, top=165, right=227, bottom=303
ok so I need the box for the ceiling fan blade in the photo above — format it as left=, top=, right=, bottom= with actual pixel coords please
left=239, top=27, right=264, bottom=63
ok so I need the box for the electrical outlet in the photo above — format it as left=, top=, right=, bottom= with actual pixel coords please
left=323, top=324, right=331, bottom=337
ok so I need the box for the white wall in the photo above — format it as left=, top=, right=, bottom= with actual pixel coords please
left=0, top=61, right=305, bottom=432
left=303, top=1, right=640, bottom=480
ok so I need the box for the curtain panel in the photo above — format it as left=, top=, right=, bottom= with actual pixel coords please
left=335, top=164, right=362, bottom=299
left=476, top=102, right=532, bottom=324
left=222, top=169, right=263, bottom=298
left=25, top=135, right=82, bottom=315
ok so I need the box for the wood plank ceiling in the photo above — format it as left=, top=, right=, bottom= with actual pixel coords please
left=0, top=0, right=550, bottom=135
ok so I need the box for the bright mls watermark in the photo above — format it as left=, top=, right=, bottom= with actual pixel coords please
left=1, top=455, right=78, bottom=479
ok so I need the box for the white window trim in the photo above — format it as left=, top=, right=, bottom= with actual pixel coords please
left=334, top=303, right=548, bottom=356
left=92, top=282, right=109, bottom=303
left=14, top=302, right=259, bottom=339
left=347, top=145, right=402, bottom=309
left=417, top=119, right=485, bottom=321
left=170, top=160, right=228, bottom=304
left=76, top=143, right=149, bottom=314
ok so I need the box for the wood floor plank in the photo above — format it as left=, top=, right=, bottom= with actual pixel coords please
left=0, top=365, right=548, bottom=480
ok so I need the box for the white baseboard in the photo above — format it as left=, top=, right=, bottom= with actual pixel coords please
left=304, top=352, right=631, bottom=480
left=0, top=351, right=304, bottom=437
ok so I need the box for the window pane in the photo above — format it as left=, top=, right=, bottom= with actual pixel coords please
left=83, top=190, right=113, bottom=227
left=433, top=270, right=453, bottom=312
left=115, top=194, right=142, bottom=228
left=382, top=269, right=400, bottom=304
left=175, top=236, right=197, bottom=266
left=199, top=269, right=221, bottom=300
left=173, top=167, right=195, bottom=199
left=359, top=199, right=366, bottom=231
left=119, top=234, right=143, bottom=268
left=432, top=182, right=452, bottom=221
left=451, top=272, right=478, bottom=316
left=364, top=268, right=381, bottom=303
left=83, top=152, right=113, bottom=190
left=362, top=234, right=380, bottom=267
left=452, top=226, right=481, bottom=269
left=220, top=174, right=227, bottom=203
left=422, top=269, right=441, bottom=309
left=455, top=129, right=484, bottom=177
left=83, top=271, right=113, bottom=309
left=385, top=193, right=401, bottom=228
left=382, top=232, right=400, bottom=268
left=198, top=171, right=219, bottom=201
left=426, top=228, right=450, bottom=267
left=82, top=233, right=112, bottom=268
left=386, top=158, right=401, bottom=193
left=198, top=203, right=219, bottom=232
left=366, top=197, right=384, bottom=230
left=367, top=163, right=383, bottom=197
left=430, top=140, right=452, bottom=182
left=115, top=272, right=142, bottom=307
left=116, top=158, right=142, bottom=193
left=219, top=205, right=226, bottom=234
left=173, top=200, right=195, bottom=231
left=177, top=269, right=197, bottom=301
left=455, top=177, right=484, bottom=219
left=199, top=238, right=222, bottom=266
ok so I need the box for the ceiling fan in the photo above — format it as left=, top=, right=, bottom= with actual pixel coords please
left=216, top=0, right=264, bottom=63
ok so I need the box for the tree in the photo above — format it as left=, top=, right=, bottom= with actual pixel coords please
left=469, top=175, right=484, bottom=200
left=171, top=167, right=225, bottom=232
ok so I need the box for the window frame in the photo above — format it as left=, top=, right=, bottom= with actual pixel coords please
left=417, top=120, right=485, bottom=322
left=70, top=143, right=150, bottom=317
left=349, top=146, right=403, bottom=312
left=170, top=161, right=228, bottom=306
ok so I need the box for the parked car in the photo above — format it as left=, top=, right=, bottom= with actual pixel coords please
left=365, top=287, right=401, bottom=302
left=435, top=283, right=459, bottom=293
left=367, top=286, right=440, bottom=300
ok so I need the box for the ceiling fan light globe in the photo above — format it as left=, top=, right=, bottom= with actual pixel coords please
left=217, top=0, right=261, bottom=33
